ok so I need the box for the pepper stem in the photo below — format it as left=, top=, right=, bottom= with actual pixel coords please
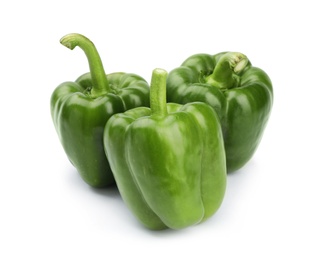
left=205, top=52, right=249, bottom=89
left=60, top=33, right=110, bottom=97
left=150, top=68, right=168, bottom=117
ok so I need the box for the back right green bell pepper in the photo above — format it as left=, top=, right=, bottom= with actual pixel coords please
left=166, top=52, right=273, bottom=172
left=104, top=68, right=226, bottom=230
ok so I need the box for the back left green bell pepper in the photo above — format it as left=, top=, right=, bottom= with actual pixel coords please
left=50, top=33, right=150, bottom=187
left=104, top=68, right=226, bottom=229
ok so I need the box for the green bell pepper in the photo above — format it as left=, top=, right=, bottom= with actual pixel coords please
left=166, top=52, right=273, bottom=172
left=104, top=68, right=226, bottom=230
left=50, top=33, right=150, bottom=187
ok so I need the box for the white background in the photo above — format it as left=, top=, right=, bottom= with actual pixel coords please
left=1, top=0, right=323, bottom=259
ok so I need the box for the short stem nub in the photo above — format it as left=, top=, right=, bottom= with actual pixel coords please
left=205, top=52, right=249, bottom=89
left=60, top=33, right=110, bottom=97
left=150, top=68, right=168, bottom=117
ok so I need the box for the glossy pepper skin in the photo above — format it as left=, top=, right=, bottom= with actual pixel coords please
left=104, top=68, right=226, bottom=230
left=50, top=33, right=149, bottom=187
left=166, top=52, right=273, bottom=172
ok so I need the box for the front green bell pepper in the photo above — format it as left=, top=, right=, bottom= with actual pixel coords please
left=50, top=33, right=150, bottom=187
left=103, top=68, right=226, bottom=230
left=166, top=52, right=273, bottom=172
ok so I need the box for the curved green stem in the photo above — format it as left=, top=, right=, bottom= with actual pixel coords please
left=205, top=52, right=249, bottom=89
left=60, top=33, right=110, bottom=97
left=150, top=68, right=168, bottom=117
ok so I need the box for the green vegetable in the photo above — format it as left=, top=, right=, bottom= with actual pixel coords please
left=50, top=33, right=150, bottom=187
left=166, top=52, right=273, bottom=172
left=104, top=68, right=226, bottom=229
